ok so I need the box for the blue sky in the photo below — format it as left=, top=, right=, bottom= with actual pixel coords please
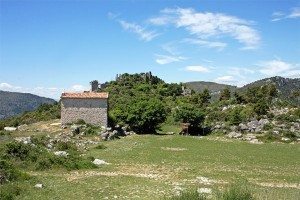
left=0, top=0, right=299, bottom=99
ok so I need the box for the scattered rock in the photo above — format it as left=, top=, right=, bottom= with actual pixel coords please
left=197, top=188, right=212, bottom=194
left=249, top=139, right=263, bottom=144
left=281, top=137, right=290, bottom=141
left=259, top=119, right=269, bottom=126
left=15, top=137, right=31, bottom=144
left=17, top=124, right=28, bottom=131
left=214, top=124, right=221, bottom=129
left=227, top=132, right=242, bottom=139
left=34, top=183, right=43, bottom=188
left=4, top=127, right=17, bottom=131
left=239, top=123, right=248, bottom=131
left=54, top=151, right=69, bottom=157
left=101, top=132, right=109, bottom=140
left=243, top=134, right=257, bottom=141
left=92, top=159, right=108, bottom=165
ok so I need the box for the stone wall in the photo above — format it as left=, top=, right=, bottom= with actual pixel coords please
left=61, top=98, right=107, bottom=126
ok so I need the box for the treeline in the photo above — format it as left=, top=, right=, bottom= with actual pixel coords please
left=1, top=73, right=299, bottom=134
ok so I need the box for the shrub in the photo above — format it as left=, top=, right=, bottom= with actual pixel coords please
left=84, top=124, right=100, bottom=135
left=94, top=144, right=106, bottom=149
left=263, top=123, right=273, bottom=131
left=31, top=135, right=49, bottom=147
left=54, top=141, right=77, bottom=152
left=0, top=131, right=10, bottom=136
left=0, top=183, right=22, bottom=200
left=4, top=142, right=31, bottom=161
left=218, top=181, right=254, bottom=200
left=228, top=108, right=242, bottom=125
left=253, top=99, right=269, bottom=117
left=75, top=119, right=86, bottom=125
left=0, top=160, right=29, bottom=184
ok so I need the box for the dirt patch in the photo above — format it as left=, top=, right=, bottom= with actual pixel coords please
left=66, top=170, right=163, bottom=182
left=251, top=180, right=300, bottom=189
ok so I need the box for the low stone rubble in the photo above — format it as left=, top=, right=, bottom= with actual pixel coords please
left=92, top=159, right=108, bottom=165
left=4, top=127, right=17, bottom=131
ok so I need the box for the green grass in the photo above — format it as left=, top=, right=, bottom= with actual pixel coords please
left=1, top=133, right=300, bottom=200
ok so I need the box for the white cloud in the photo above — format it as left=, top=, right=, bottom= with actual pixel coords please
left=119, top=20, right=159, bottom=42
left=215, top=75, right=234, bottom=83
left=0, top=83, right=14, bottom=89
left=185, top=65, right=211, bottom=73
left=272, top=7, right=300, bottom=21
left=289, top=7, right=300, bottom=18
left=183, top=38, right=227, bottom=50
left=155, top=54, right=186, bottom=65
left=70, top=84, right=87, bottom=91
left=258, top=60, right=300, bottom=77
left=149, top=7, right=260, bottom=49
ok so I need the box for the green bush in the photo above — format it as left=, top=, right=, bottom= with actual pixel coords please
left=94, top=144, right=106, bottom=149
left=54, top=141, right=77, bottom=152
left=0, top=160, right=29, bottom=184
left=75, top=119, right=86, bottom=125
left=31, top=135, right=49, bottom=147
left=218, top=181, right=254, bottom=200
left=174, top=104, right=205, bottom=126
left=0, top=183, right=22, bottom=200
left=228, top=108, right=242, bottom=125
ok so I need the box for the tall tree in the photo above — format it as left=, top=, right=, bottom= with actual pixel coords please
left=219, top=87, right=231, bottom=101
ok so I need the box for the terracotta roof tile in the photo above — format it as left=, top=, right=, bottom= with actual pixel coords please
left=61, top=92, right=108, bottom=99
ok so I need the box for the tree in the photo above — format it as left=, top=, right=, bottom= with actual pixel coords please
left=200, top=88, right=211, bottom=105
left=174, top=104, right=205, bottom=127
left=253, top=99, right=269, bottom=117
left=219, top=88, right=231, bottom=101
left=234, top=91, right=246, bottom=104
left=190, top=88, right=211, bottom=107
left=125, top=97, right=167, bottom=133
left=228, top=108, right=242, bottom=125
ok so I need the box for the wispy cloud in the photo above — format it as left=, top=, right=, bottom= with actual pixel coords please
left=215, top=75, right=235, bottom=83
left=118, top=20, right=159, bottom=42
left=155, top=54, right=186, bottom=65
left=184, top=65, right=211, bottom=73
left=183, top=38, right=227, bottom=50
left=149, top=7, right=260, bottom=49
left=258, top=60, right=300, bottom=78
left=271, top=7, right=300, bottom=21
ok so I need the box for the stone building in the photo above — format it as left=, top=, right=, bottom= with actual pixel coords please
left=60, top=92, right=108, bottom=126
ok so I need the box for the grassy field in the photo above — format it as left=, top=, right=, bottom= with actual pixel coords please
left=1, top=121, right=300, bottom=199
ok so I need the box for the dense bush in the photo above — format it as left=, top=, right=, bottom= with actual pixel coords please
left=2, top=141, right=95, bottom=171
left=174, top=104, right=205, bottom=128
left=0, top=183, right=22, bottom=200
left=217, top=181, right=254, bottom=200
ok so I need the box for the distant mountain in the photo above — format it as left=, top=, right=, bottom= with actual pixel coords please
left=184, top=81, right=237, bottom=95
left=239, top=76, right=300, bottom=104
left=0, top=90, right=56, bottom=119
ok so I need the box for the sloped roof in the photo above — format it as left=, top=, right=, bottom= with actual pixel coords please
left=61, top=92, right=108, bottom=99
